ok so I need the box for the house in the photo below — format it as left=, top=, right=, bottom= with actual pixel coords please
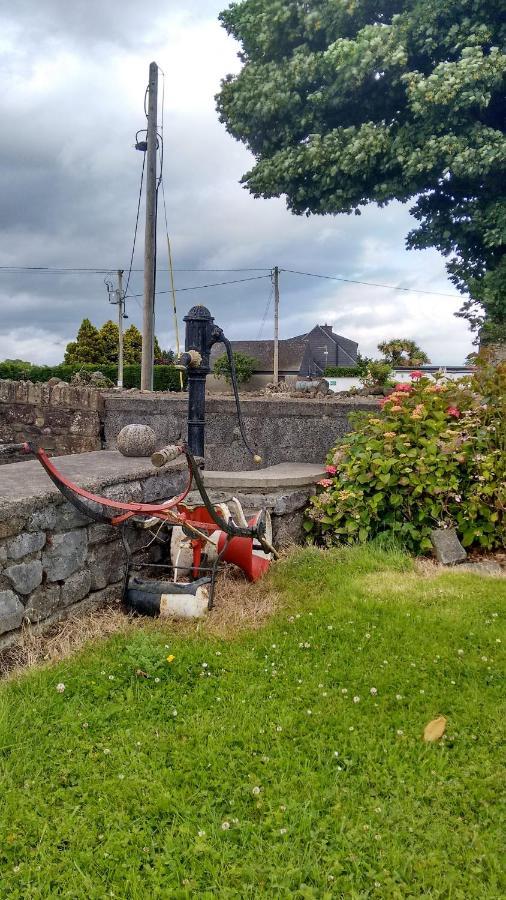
left=209, top=324, right=358, bottom=391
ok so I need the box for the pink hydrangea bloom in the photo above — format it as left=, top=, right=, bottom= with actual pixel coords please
left=325, top=465, right=337, bottom=475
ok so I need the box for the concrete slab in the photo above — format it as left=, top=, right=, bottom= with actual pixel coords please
left=203, top=463, right=326, bottom=490
left=0, top=450, right=187, bottom=504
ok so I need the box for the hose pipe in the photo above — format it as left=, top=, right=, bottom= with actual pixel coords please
left=220, top=335, right=262, bottom=465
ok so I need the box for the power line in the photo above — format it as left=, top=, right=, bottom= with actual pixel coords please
left=125, top=273, right=271, bottom=298
left=280, top=268, right=458, bottom=298
left=0, top=265, right=272, bottom=274
left=257, top=282, right=274, bottom=339
left=123, top=152, right=146, bottom=299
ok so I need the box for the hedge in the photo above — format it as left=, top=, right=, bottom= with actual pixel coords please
left=0, top=362, right=186, bottom=392
left=324, top=366, right=360, bottom=377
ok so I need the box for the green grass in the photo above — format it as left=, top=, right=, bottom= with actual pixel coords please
left=0, top=545, right=505, bottom=898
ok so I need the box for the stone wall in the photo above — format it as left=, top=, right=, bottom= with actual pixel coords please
left=0, top=451, right=188, bottom=645
left=104, top=393, right=377, bottom=470
left=0, top=380, right=103, bottom=462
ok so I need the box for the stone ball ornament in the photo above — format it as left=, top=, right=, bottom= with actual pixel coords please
left=117, top=424, right=157, bottom=458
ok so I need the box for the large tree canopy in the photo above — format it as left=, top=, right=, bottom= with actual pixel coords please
left=217, top=0, right=506, bottom=342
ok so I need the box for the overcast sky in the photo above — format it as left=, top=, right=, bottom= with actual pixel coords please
left=0, top=0, right=473, bottom=365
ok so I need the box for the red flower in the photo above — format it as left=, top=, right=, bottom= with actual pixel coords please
left=395, top=383, right=412, bottom=392
left=410, top=370, right=423, bottom=380
left=325, top=465, right=337, bottom=475
left=447, top=406, right=461, bottom=418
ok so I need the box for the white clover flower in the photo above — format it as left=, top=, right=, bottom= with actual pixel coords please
left=279, top=827, right=287, bottom=834
left=103, top=748, right=111, bottom=755
left=370, top=687, right=377, bottom=696
left=221, top=821, right=230, bottom=830
left=395, top=694, right=403, bottom=700
left=353, top=696, right=360, bottom=703
left=56, top=683, right=65, bottom=693
left=341, top=688, right=348, bottom=695
left=397, top=729, right=404, bottom=736
left=276, top=725, right=282, bottom=732
left=198, top=830, right=206, bottom=837
left=306, top=709, right=312, bottom=715
left=108, top=675, right=115, bottom=680
left=172, top=709, right=177, bottom=717
left=333, top=751, right=339, bottom=758
left=202, top=662, right=208, bottom=668
left=154, top=677, right=160, bottom=684
left=457, top=649, right=464, bottom=656
left=252, top=786, right=261, bottom=795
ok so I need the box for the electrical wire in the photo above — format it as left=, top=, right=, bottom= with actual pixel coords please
left=125, top=273, right=271, bottom=299
left=0, top=266, right=273, bottom=273
left=257, top=283, right=274, bottom=339
left=123, top=152, right=146, bottom=299
left=280, top=268, right=458, bottom=298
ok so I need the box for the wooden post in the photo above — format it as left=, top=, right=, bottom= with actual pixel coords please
left=141, top=61, right=158, bottom=391
left=116, top=269, right=124, bottom=388
left=273, top=266, right=280, bottom=385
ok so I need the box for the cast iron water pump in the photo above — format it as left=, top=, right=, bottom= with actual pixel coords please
left=179, top=304, right=260, bottom=463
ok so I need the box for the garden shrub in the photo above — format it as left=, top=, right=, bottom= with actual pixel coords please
left=323, top=366, right=360, bottom=377
left=305, top=357, right=505, bottom=553
left=0, top=362, right=185, bottom=391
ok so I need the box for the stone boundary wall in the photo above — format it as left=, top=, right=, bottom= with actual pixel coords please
left=0, top=380, right=104, bottom=462
left=104, top=393, right=377, bottom=470
left=0, top=453, right=188, bottom=645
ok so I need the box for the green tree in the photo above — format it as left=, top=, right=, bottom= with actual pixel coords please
left=99, top=320, right=119, bottom=364
left=123, top=325, right=143, bottom=364
left=378, top=339, right=431, bottom=367
left=213, top=351, right=258, bottom=385
left=217, top=0, right=506, bottom=342
left=64, top=319, right=104, bottom=365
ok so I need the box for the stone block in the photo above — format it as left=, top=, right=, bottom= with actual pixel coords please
left=0, top=590, right=25, bottom=633
left=42, top=530, right=88, bottom=582
left=103, top=481, right=143, bottom=503
left=4, top=559, right=43, bottom=595
left=430, top=528, right=467, bottom=565
left=6, top=530, right=46, bottom=560
left=272, top=510, right=306, bottom=547
left=88, top=540, right=126, bottom=591
left=61, top=568, right=92, bottom=606
left=88, top=522, right=118, bottom=545
left=53, top=502, right=91, bottom=530
left=141, top=472, right=187, bottom=503
left=28, top=505, right=58, bottom=532
left=24, top=584, right=61, bottom=624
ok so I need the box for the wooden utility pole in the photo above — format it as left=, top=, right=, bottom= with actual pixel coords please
left=116, top=269, right=124, bottom=388
left=273, top=266, right=280, bottom=385
left=141, top=61, right=158, bottom=391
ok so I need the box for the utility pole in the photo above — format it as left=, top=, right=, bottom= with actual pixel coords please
left=141, top=61, right=158, bottom=391
left=273, top=266, right=280, bottom=385
left=116, top=269, right=124, bottom=388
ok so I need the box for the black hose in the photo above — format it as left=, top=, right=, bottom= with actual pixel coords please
left=220, top=335, right=260, bottom=462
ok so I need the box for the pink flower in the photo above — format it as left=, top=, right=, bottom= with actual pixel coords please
left=410, top=370, right=423, bottom=380
left=426, top=384, right=443, bottom=393
left=325, top=465, right=337, bottom=475
left=395, top=383, right=412, bottom=393
left=447, top=406, right=461, bottom=418
left=391, top=405, right=403, bottom=413
left=318, top=478, right=333, bottom=488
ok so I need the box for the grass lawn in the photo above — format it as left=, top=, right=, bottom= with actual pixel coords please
left=0, top=545, right=504, bottom=898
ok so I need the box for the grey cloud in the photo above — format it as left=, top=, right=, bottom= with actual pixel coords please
left=0, top=0, right=472, bottom=366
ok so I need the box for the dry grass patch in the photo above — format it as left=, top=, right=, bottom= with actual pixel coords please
left=0, top=565, right=283, bottom=679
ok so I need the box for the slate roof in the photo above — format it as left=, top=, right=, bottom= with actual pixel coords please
left=210, top=337, right=308, bottom=373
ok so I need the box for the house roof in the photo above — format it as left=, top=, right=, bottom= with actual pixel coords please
left=211, top=337, right=308, bottom=373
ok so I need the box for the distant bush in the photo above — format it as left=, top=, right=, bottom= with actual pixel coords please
left=0, top=362, right=185, bottom=391
left=323, top=366, right=360, bottom=377
left=214, top=352, right=257, bottom=385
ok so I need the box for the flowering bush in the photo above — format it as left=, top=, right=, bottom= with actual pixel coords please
left=307, top=358, right=505, bottom=553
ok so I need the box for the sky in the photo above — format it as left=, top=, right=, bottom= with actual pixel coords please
left=0, top=0, right=474, bottom=365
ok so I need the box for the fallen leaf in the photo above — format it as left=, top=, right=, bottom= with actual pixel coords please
left=423, top=716, right=447, bottom=742
left=135, top=669, right=149, bottom=678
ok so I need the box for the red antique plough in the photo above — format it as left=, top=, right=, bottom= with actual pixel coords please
left=0, top=440, right=275, bottom=616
